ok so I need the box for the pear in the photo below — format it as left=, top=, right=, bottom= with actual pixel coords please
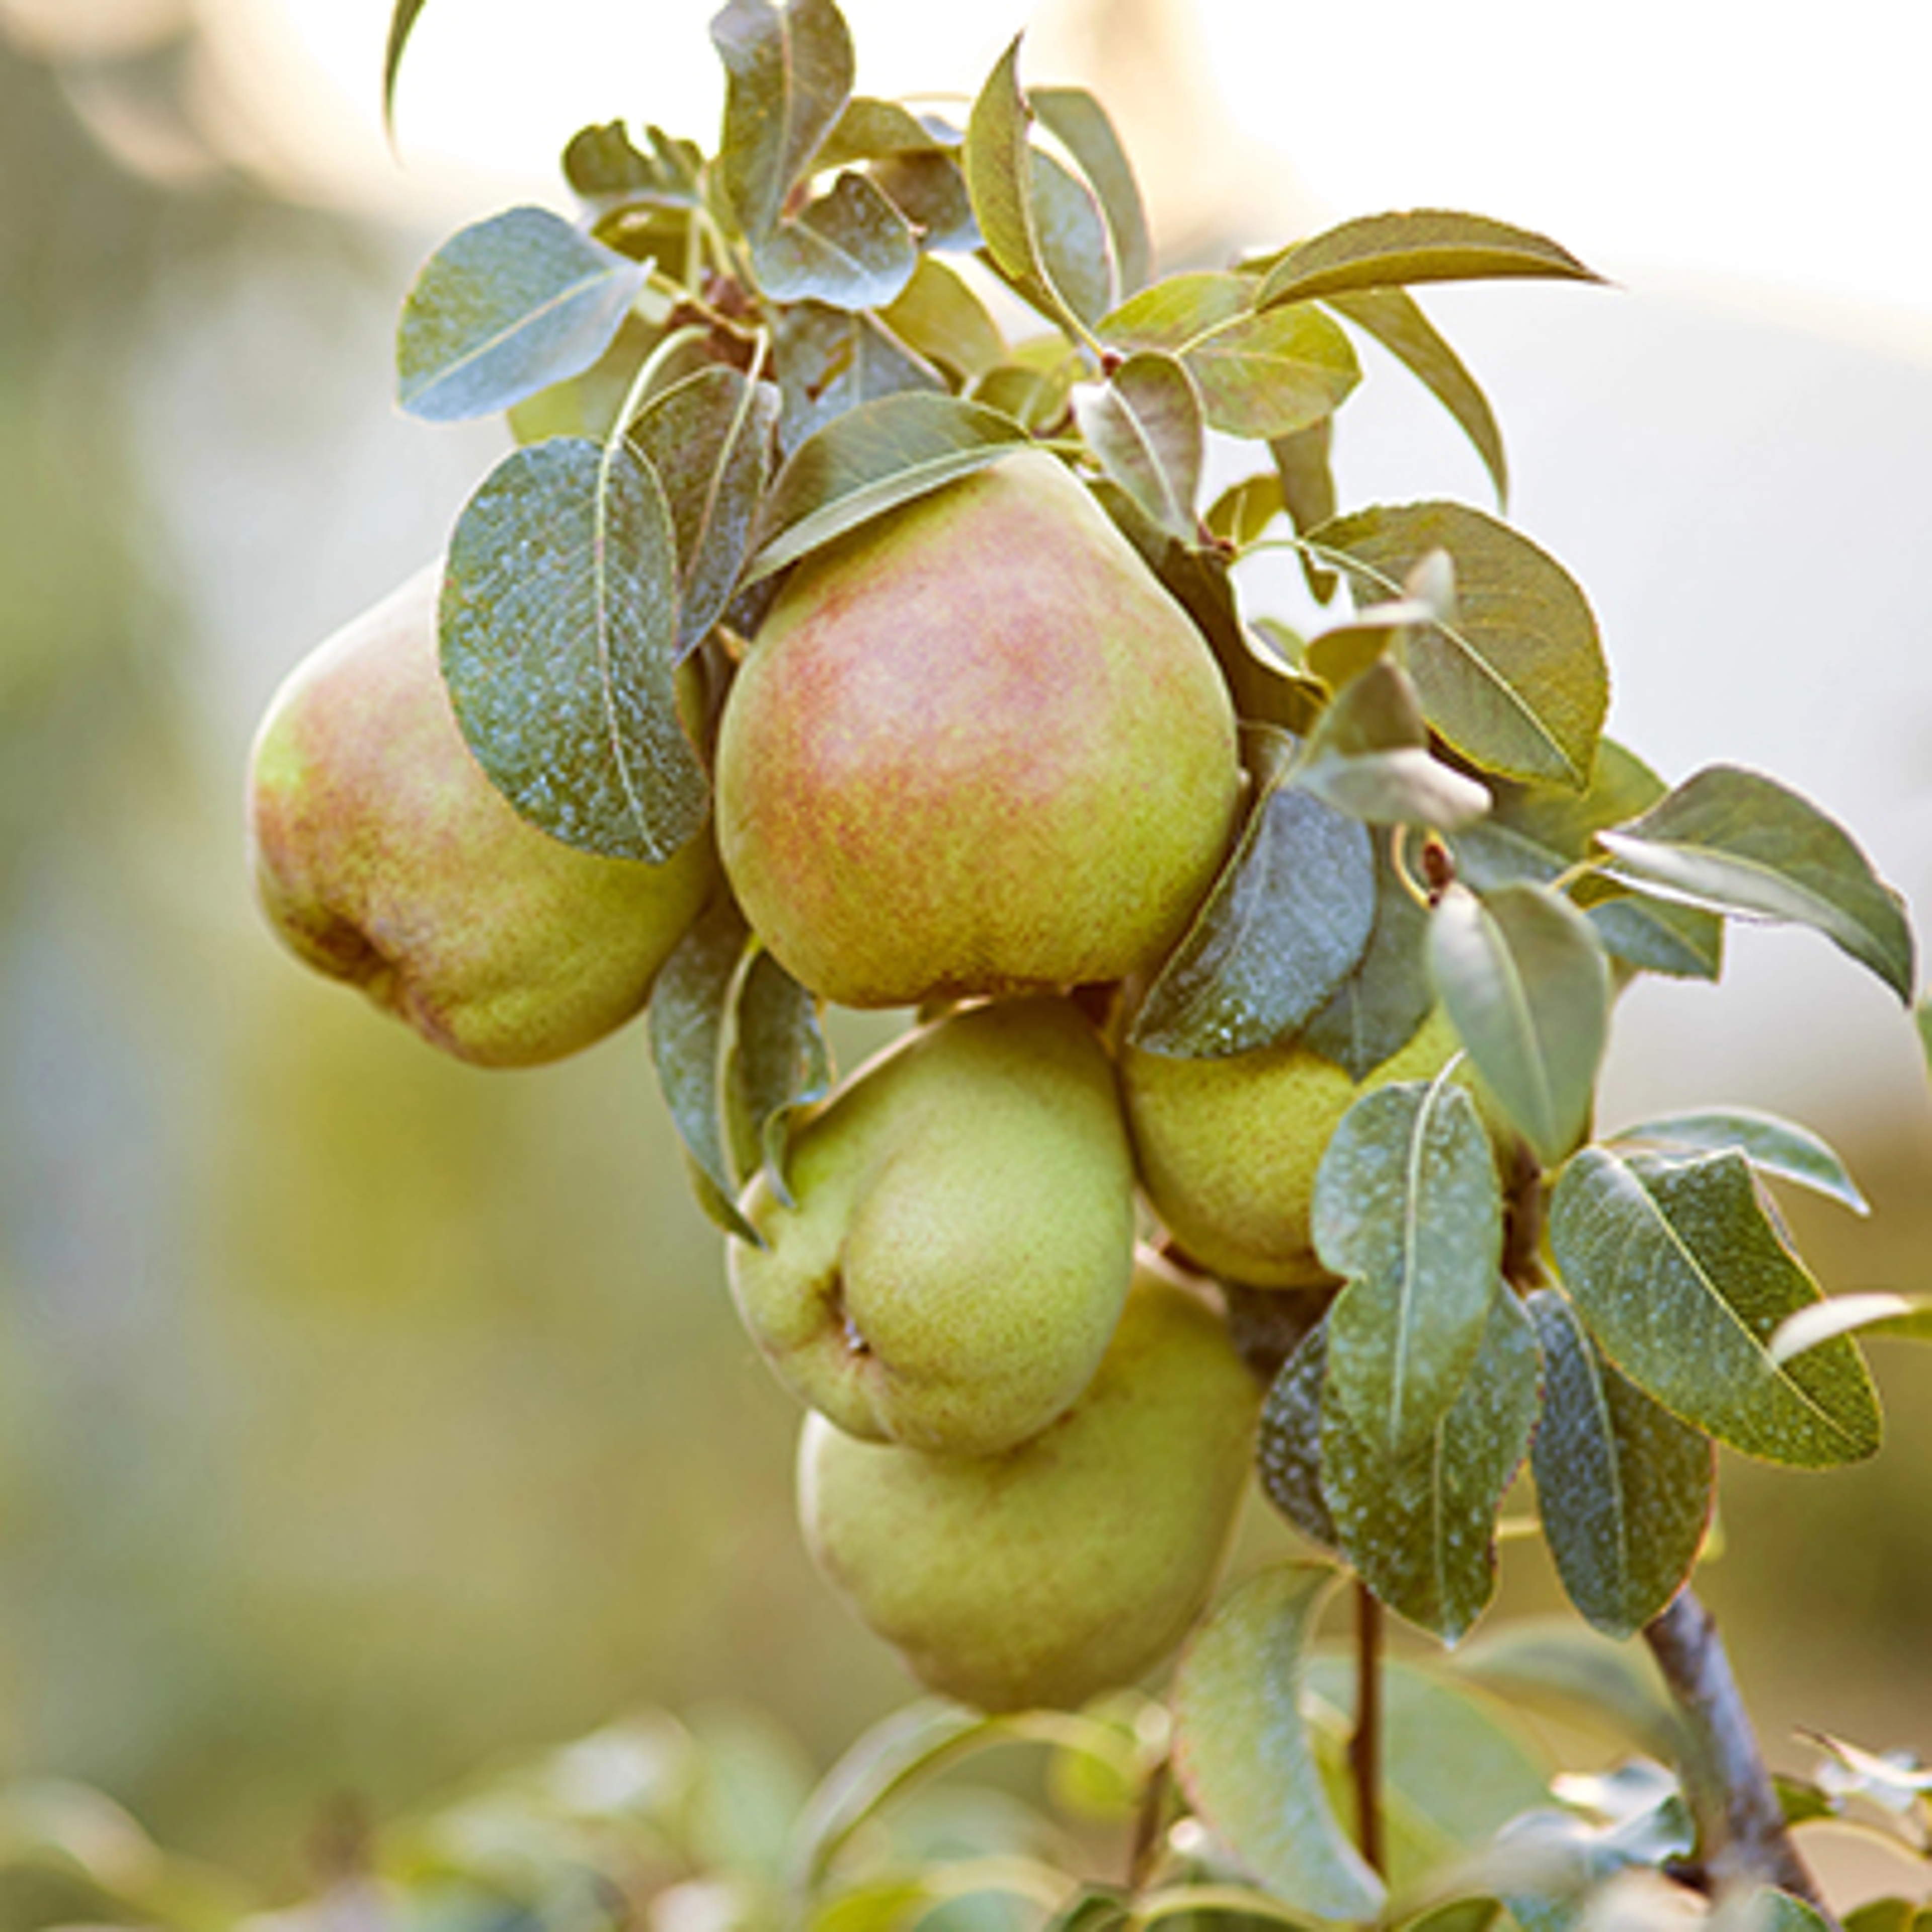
left=730, top=997, right=1137, bottom=1457
left=247, top=566, right=717, bottom=1068
left=714, top=450, right=1242, bottom=1009
left=1122, top=1010, right=1468, bottom=1289
left=797, top=1251, right=1260, bottom=1713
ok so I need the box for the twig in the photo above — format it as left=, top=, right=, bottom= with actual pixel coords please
left=1642, top=1589, right=1838, bottom=1926
left=1350, top=1580, right=1385, bottom=1877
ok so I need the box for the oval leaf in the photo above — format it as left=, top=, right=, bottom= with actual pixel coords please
left=749, top=170, right=919, bottom=310
left=397, top=207, right=648, bottom=423
left=1453, top=1619, right=1686, bottom=1762
left=1257, top=210, right=1601, bottom=310
left=1258, top=1318, right=1339, bottom=1550
left=1549, top=1146, right=1883, bottom=1467
left=441, top=438, right=707, bottom=861
left=1607, top=1106, right=1868, bottom=1215
left=726, top=948, right=831, bottom=1210
left=1031, top=85, right=1151, bottom=295
left=1310, top=503, right=1607, bottom=789
left=712, top=0, right=854, bottom=239
left=1526, top=1289, right=1715, bottom=1639
left=1296, top=659, right=1492, bottom=830
left=748, top=392, right=1029, bottom=582
left=1300, top=846, right=1436, bottom=1079
left=1596, top=764, right=1917, bottom=1003
left=1317, top=1077, right=1505, bottom=1458
left=1072, top=351, right=1203, bottom=541
left=878, top=257, right=1008, bottom=380
left=1170, top=1564, right=1385, bottom=1922
left=1429, top=882, right=1610, bottom=1167
left=773, top=302, right=945, bottom=454
left=1768, top=1293, right=1932, bottom=1367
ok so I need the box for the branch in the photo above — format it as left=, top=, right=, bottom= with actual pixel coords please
left=1350, top=1581, right=1385, bottom=1876
left=1642, top=1589, right=1838, bottom=1926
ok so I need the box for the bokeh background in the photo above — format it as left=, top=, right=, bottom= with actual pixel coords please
left=2, top=0, right=1929, bottom=1911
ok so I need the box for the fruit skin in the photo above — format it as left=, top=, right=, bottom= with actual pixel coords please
left=797, top=1251, right=1260, bottom=1713
left=1122, top=1009, right=1467, bottom=1289
left=247, top=566, right=717, bottom=1068
left=714, top=450, right=1242, bottom=1009
left=730, top=997, right=1137, bottom=1457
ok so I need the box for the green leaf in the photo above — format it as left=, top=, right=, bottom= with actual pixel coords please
left=1322, top=1287, right=1540, bottom=1643
left=1317, top=1077, right=1504, bottom=1459
left=1845, top=1903, right=1922, bottom=1932
left=815, top=96, right=950, bottom=171
left=383, top=0, right=428, bottom=133
left=726, top=950, right=831, bottom=1208
left=1325, top=287, right=1507, bottom=505
left=1300, top=846, right=1436, bottom=1079
left=1031, top=86, right=1151, bottom=295
left=1453, top=1619, right=1685, bottom=1761
left=1607, top=1107, right=1868, bottom=1215
left=772, top=301, right=945, bottom=453
left=1205, top=474, right=1283, bottom=548
left=1169, top=1564, right=1385, bottom=1922
left=1596, top=765, right=1917, bottom=1002
left=1916, top=995, right=1932, bottom=1078
left=649, top=900, right=757, bottom=1244
left=1295, top=660, right=1492, bottom=830
left=1129, top=735, right=1376, bottom=1058
left=506, top=314, right=659, bottom=446
left=440, top=437, right=707, bottom=861
left=626, top=365, right=780, bottom=656
left=711, top=0, right=854, bottom=240
left=1272, top=423, right=1340, bottom=603
left=1310, top=503, right=1607, bottom=789
left=748, top=392, right=1028, bottom=582
left=1744, top=1893, right=1835, bottom=1932
left=1549, top=1146, right=1883, bottom=1467
left=1256, top=210, right=1601, bottom=310
left=1073, top=351, right=1203, bottom=541
left=1526, top=1289, right=1715, bottom=1639
left=564, top=120, right=703, bottom=204
left=1429, top=882, right=1610, bottom=1166
left=871, top=150, right=981, bottom=254
left=1258, top=1319, right=1338, bottom=1550
left=397, top=207, right=648, bottom=423
left=750, top=171, right=920, bottom=310
left=1767, top=1292, right=1932, bottom=1367
left=877, top=258, right=1007, bottom=381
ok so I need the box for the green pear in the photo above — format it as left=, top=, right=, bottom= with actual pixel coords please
left=247, top=566, right=717, bottom=1068
left=797, top=1251, right=1260, bottom=1713
left=1122, top=1010, right=1467, bottom=1289
left=714, top=450, right=1242, bottom=1009
left=730, top=997, right=1137, bottom=1457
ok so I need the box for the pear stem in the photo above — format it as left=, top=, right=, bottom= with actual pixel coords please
left=1350, top=1580, right=1385, bottom=1877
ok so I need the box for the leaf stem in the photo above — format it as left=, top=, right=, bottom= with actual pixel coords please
left=1350, top=1580, right=1384, bottom=1877
left=1642, top=1588, right=1838, bottom=1925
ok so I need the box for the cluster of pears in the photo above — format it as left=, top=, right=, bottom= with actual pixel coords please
left=246, top=451, right=1465, bottom=1711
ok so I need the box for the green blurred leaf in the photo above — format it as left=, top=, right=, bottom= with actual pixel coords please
left=1607, top=1107, right=1868, bottom=1215
left=1317, top=1078, right=1503, bottom=1459
left=773, top=300, right=947, bottom=452
left=649, top=899, right=758, bottom=1243
left=383, top=0, right=428, bottom=134
left=1325, top=287, right=1508, bottom=504
left=626, top=365, right=780, bottom=656
left=564, top=119, right=704, bottom=204
left=727, top=949, right=831, bottom=1207
left=750, top=392, right=1028, bottom=581
left=1129, top=734, right=1377, bottom=1058
left=878, top=258, right=1007, bottom=380
left=1205, top=473, right=1283, bottom=548
left=397, top=207, right=648, bottom=423
left=1743, top=1891, right=1836, bottom=1932
left=1803, top=1732, right=1932, bottom=1813
left=816, top=96, right=951, bottom=170
left=1550, top=1146, right=1883, bottom=1467
left=1310, top=503, right=1606, bottom=787
left=712, top=0, right=854, bottom=239
left=1169, top=1564, right=1385, bottom=1922
left=1258, top=1319, right=1339, bottom=1549
left=1032, top=87, right=1151, bottom=295
left=1768, top=1292, right=1932, bottom=1366
left=1452, top=1619, right=1685, bottom=1762
left=1296, top=660, right=1492, bottom=830
left=1322, top=1287, right=1540, bottom=1643
left=441, top=437, right=707, bottom=860
left=751, top=171, right=920, bottom=309
left=1916, top=995, right=1932, bottom=1078
left=1429, top=882, right=1610, bottom=1166
left=1596, top=765, right=1917, bottom=1003
left=1256, top=211, right=1601, bottom=309
left=1073, top=351, right=1203, bottom=540
left=685, top=1705, right=818, bottom=1883
left=1844, top=1903, right=1921, bottom=1932
left=1526, top=1290, right=1715, bottom=1639
left=1272, top=422, right=1340, bottom=602
left=1300, top=847, right=1436, bottom=1078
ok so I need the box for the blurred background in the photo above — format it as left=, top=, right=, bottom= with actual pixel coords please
left=0, top=0, right=1928, bottom=1911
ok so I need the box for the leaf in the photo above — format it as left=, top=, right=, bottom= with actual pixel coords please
left=397, top=207, right=649, bottom=423
left=749, top=392, right=1028, bottom=582
left=1316, top=1077, right=1504, bottom=1459
left=626, top=365, right=780, bottom=656
left=1169, top=1564, right=1386, bottom=1922
left=1768, top=1293, right=1932, bottom=1367
left=1072, top=351, right=1203, bottom=540
left=1549, top=1146, right=1883, bottom=1467
left=1310, top=503, right=1607, bottom=788
left=1301, top=845, right=1436, bottom=1078
left=1206, top=474, right=1283, bottom=548
left=1453, top=1619, right=1685, bottom=1762
left=1024, top=147, right=1116, bottom=327
left=1917, top=995, right=1932, bottom=1078
left=1295, top=660, right=1492, bottom=830
left=772, top=301, right=945, bottom=453
left=1325, top=287, right=1508, bottom=505
left=877, top=258, right=1007, bottom=381
left=1256, top=210, right=1602, bottom=310
left=1129, top=736, right=1377, bottom=1058
left=749, top=171, right=920, bottom=310
left=383, top=0, right=428, bottom=134
left=1257, top=1319, right=1338, bottom=1550
left=814, top=96, right=948, bottom=171
left=711, top=0, right=854, bottom=240
left=1429, top=883, right=1610, bottom=1167
left=1273, top=422, right=1340, bottom=602
left=1321, top=1286, right=1541, bottom=1644
left=870, top=150, right=981, bottom=254
left=564, top=119, right=703, bottom=204
left=440, top=438, right=707, bottom=861
left=648, top=900, right=757, bottom=1244
left=1607, top=1107, right=1868, bottom=1215
left=1525, top=1289, right=1715, bottom=1639
left=1595, top=765, right=1917, bottom=1002
left=727, top=951, right=830, bottom=1206
left=1031, top=86, right=1151, bottom=295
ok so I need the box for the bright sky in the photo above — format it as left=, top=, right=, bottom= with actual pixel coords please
left=184, top=0, right=1932, bottom=347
